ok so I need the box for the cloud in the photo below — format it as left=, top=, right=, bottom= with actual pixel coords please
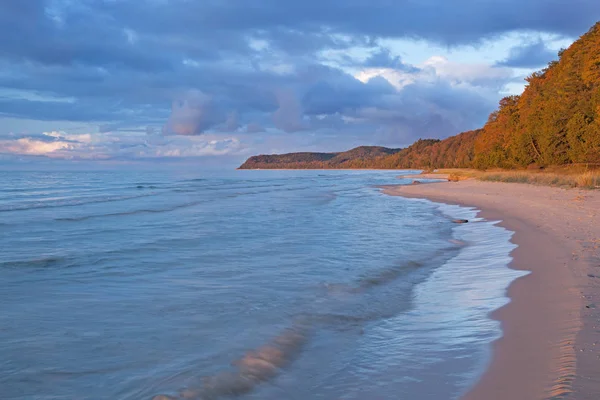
left=335, top=57, right=512, bottom=141
left=153, top=137, right=243, bottom=157
left=223, top=112, right=240, bottom=132
left=89, top=0, right=598, bottom=48
left=497, top=40, right=558, bottom=68
left=44, top=131, right=93, bottom=143
left=162, top=90, right=214, bottom=135
left=0, top=0, right=598, bottom=159
left=245, top=123, right=265, bottom=133
left=422, top=56, right=513, bottom=88
left=0, top=47, right=514, bottom=151
left=0, top=131, right=245, bottom=160
left=0, top=138, right=74, bottom=157
left=0, top=130, right=99, bottom=158
left=362, top=48, right=418, bottom=71
left=272, top=89, right=308, bottom=133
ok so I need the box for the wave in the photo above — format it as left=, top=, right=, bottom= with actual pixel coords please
left=152, top=321, right=311, bottom=400
left=0, top=185, right=160, bottom=205
left=167, top=183, right=286, bottom=195
left=0, top=187, right=30, bottom=193
left=355, top=260, right=423, bottom=290
left=173, top=189, right=196, bottom=193
left=323, top=247, right=455, bottom=296
left=0, top=193, right=157, bottom=213
left=178, top=178, right=206, bottom=183
left=56, top=200, right=208, bottom=222
left=0, top=256, right=73, bottom=269
left=149, top=252, right=457, bottom=400
left=55, top=186, right=300, bottom=222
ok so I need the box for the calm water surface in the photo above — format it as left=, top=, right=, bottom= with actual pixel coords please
left=0, top=170, right=525, bottom=400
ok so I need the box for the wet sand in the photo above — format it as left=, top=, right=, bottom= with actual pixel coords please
left=383, top=180, right=600, bottom=400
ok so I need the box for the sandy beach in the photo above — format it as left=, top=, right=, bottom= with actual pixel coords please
left=383, top=179, right=600, bottom=400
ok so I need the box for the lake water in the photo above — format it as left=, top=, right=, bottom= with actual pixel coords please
left=0, top=170, right=525, bottom=400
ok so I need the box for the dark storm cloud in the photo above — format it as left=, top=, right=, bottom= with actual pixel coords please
left=497, top=40, right=559, bottom=68
left=0, top=0, right=598, bottom=145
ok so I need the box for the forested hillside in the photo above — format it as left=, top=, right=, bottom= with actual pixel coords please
left=240, top=22, right=600, bottom=170
left=472, top=21, right=600, bottom=168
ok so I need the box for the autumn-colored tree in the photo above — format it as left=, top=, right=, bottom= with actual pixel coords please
left=473, top=21, right=600, bottom=168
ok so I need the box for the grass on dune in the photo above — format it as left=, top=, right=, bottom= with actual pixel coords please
left=436, top=166, right=600, bottom=189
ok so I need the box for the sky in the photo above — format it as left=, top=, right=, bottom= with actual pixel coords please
left=0, top=0, right=598, bottom=168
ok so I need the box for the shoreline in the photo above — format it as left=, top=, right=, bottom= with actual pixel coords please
left=382, top=180, right=600, bottom=400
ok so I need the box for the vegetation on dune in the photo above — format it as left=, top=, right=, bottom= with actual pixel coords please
left=240, top=22, right=600, bottom=182
left=439, top=167, right=600, bottom=189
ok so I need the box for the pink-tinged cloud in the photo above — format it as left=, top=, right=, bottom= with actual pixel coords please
left=0, top=138, right=75, bottom=157
left=0, top=131, right=245, bottom=160
left=162, top=90, right=213, bottom=136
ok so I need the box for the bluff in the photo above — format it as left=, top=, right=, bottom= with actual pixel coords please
left=238, top=146, right=402, bottom=169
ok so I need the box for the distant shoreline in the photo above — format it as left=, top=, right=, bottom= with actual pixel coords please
left=382, top=180, right=600, bottom=399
